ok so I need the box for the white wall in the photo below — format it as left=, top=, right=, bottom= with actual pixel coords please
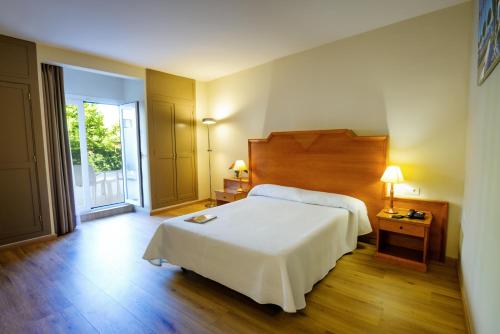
left=205, top=3, right=472, bottom=258
left=64, top=68, right=127, bottom=101
left=461, top=1, right=500, bottom=333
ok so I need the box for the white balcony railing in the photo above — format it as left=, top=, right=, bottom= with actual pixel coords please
left=72, top=165, right=124, bottom=209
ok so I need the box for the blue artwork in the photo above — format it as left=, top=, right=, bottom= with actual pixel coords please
left=478, top=0, right=500, bottom=84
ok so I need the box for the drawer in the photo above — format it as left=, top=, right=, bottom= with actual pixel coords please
left=379, top=220, right=425, bottom=237
left=215, top=192, right=235, bottom=202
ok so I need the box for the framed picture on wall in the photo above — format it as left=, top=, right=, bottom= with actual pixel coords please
left=478, top=0, right=500, bottom=84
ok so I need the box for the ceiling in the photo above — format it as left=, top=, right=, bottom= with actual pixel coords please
left=0, top=0, right=467, bottom=81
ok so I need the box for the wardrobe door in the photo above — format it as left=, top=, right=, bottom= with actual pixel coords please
left=0, top=34, right=50, bottom=245
left=174, top=102, right=197, bottom=201
left=0, top=82, right=42, bottom=241
left=146, top=68, right=198, bottom=210
left=151, top=99, right=177, bottom=207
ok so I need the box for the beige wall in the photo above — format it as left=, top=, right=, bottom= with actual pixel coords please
left=205, top=3, right=472, bottom=258
left=37, top=45, right=145, bottom=79
left=461, top=0, right=500, bottom=332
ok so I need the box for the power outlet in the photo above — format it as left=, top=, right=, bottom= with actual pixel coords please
left=394, top=184, right=421, bottom=197
left=405, top=186, right=420, bottom=196
left=410, top=187, right=420, bottom=196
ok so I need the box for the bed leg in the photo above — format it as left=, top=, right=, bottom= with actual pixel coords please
left=297, top=309, right=307, bottom=315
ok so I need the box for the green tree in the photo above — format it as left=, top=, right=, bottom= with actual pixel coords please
left=66, top=103, right=122, bottom=173
left=66, top=104, right=81, bottom=165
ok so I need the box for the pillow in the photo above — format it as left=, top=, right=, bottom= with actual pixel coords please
left=248, top=184, right=372, bottom=235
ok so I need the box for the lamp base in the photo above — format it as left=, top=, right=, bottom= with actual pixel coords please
left=384, top=207, right=398, bottom=214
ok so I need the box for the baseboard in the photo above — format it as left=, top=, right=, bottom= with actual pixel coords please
left=150, top=198, right=210, bottom=215
left=0, top=234, right=57, bottom=251
left=134, top=205, right=151, bottom=215
left=80, top=203, right=135, bottom=222
left=457, top=256, right=474, bottom=334
left=445, top=256, right=458, bottom=267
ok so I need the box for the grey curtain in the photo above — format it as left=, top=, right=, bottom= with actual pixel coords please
left=41, top=64, right=76, bottom=235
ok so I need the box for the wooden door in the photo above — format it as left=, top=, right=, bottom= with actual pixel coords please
left=151, top=99, right=177, bottom=207
left=174, top=102, right=197, bottom=201
left=0, top=34, right=50, bottom=245
left=0, top=82, right=42, bottom=240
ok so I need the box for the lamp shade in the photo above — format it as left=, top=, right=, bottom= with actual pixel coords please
left=202, top=117, right=216, bottom=125
left=380, top=166, right=404, bottom=184
left=229, top=160, right=248, bottom=172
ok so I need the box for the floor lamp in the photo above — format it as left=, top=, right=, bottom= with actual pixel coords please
left=202, top=117, right=217, bottom=207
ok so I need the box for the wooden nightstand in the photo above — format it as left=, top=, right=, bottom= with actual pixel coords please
left=223, top=178, right=250, bottom=192
left=215, top=189, right=247, bottom=205
left=375, top=209, right=432, bottom=272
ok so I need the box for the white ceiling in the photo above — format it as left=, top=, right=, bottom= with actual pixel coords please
left=0, top=0, right=467, bottom=81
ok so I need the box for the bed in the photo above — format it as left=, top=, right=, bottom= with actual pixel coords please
left=143, top=129, right=389, bottom=312
left=143, top=184, right=372, bottom=312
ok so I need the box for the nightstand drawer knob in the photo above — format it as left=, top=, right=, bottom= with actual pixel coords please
left=400, top=226, right=403, bottom=230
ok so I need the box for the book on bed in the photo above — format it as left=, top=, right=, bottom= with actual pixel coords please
left=184, top=214, right=217, bottom=224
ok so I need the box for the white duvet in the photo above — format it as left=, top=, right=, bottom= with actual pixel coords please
left=143, top=184, right=371, bottom=312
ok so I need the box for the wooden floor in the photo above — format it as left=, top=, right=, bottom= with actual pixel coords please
left=0, top=202, right=466, bottom=333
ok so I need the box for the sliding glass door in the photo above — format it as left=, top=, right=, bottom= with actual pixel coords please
left=85, top=102, right=124, bottom=207
left=65, top=97, right=142, bottom=213
left=120, top=102, right=142, bottom=206
left=65, top=101, right=86, bottom=210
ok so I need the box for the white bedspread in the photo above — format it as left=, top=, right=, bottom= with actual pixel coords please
left=143, top=184, right=371, bottom=312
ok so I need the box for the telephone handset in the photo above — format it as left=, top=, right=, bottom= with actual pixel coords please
left=406, top=209, right=426, bottom=220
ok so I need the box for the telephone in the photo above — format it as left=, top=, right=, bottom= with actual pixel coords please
left=406, top=209, right=426, bottom=220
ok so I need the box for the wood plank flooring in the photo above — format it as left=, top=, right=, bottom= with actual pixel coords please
left=0, top=202, right=466, bottom=333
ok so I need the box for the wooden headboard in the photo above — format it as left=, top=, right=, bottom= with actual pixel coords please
left=248, top=129, right=388, bottom=228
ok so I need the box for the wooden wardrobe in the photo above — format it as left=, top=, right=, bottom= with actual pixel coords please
left=0, top=34, right=51, bottom=245
left=146, top=69, right=198, bottom=210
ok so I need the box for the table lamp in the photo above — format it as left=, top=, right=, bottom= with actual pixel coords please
left=380, top=165, right=404, bottom=214
left=229, top=160, right=248, bottom=192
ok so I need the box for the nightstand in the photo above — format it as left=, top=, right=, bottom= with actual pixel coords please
left=215, top=189, right=247, bottom=205
left=223, top=177, right=250, bottom=192
left=375, top=209, right=432, bottom=272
